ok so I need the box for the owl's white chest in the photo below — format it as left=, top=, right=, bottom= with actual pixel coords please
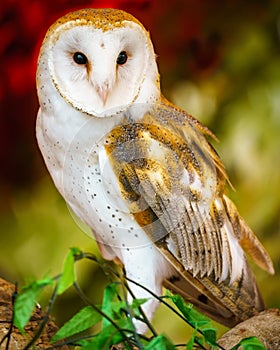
left=36, top=107, right=153, bottom=252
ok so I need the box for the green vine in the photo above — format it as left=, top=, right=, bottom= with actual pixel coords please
left=7, top=248, right=266, bottom=350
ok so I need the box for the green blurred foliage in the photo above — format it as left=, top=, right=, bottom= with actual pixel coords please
left=0, top=0, right=279, bottom=344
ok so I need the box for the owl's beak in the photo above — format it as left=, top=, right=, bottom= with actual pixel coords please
left=95, top=84, right=109, bottom=106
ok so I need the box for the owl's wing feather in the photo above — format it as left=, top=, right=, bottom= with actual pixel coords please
left=105, top=102, right=273, bottom=327
left=119, top=164, right=264, bottom=326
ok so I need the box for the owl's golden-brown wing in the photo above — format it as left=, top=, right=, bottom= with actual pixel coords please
left=104, top=101, right=274, bottom=327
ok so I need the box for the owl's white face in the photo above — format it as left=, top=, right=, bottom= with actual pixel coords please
left=39, top=12, right=160, bottom=117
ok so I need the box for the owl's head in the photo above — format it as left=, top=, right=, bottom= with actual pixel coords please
left=37, top=8, right=160, bottom=117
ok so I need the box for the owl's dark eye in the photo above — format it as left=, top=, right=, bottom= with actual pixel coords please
left=73, top=52, right=88, bottom=65
left=117, top=51, right=128, bottom=65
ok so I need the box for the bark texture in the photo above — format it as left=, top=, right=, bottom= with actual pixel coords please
left=0, top=278, right=69, bottom=350
left=217, top=308, right=280, bottom=349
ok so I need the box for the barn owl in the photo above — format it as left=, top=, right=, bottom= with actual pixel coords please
left=36, top=8, right=274, bottom=332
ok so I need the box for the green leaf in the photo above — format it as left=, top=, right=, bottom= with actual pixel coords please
left=168, top=293, right=210, bottom=328
left=129, top=297, right=149, bottom=318
left=78, top=318, right=133, bottom=349
left=14, top=278, right=53, bottom=332
left=201, top=326, right=217, bottom=346
left=101, top=283, right=121, bottom=328
left=232, top=336, right=266, bottom=350
left=57, top=247, right=78, bottom=294
left=51, top=306, right=102, bottom=343
left=100, top=284, right=148, bottom=330
left=186, top=333, right=206, bottom=350
left=144, top=334, right=176, bottom=350
left=130, top=297, right=149, bottom=309
left=79, top=337, right=100, bottom=350
left=69, top=246, right=84, bottom=259
left=166, top=292, right=218, bottom=348
left=100, top=320, right=131, bottom=348
left=186, top=333, right=196, bottom=350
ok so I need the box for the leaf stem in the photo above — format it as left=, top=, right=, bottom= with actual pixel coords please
left=76, top=251, right=226, bottom=350
left=122, top=277, right=158, bottom=338
left=125, top=276, right=225, bottom=350
left=72, top=281, right=134, bottom=349
left=118, top=277, right=145, bottom=350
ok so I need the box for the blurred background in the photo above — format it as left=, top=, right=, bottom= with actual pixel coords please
left=1, top=0, right=280, bottom=343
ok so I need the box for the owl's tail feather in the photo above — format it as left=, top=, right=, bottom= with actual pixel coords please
left=163, top=256, right=265, bottom=328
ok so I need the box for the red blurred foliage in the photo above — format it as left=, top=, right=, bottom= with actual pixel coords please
left=0, top=0, right=272, bottom=204
left=0, top=0, right=221, bottom=103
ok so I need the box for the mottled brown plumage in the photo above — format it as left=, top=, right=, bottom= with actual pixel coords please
left=104, top=101, right=274, bottom=327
